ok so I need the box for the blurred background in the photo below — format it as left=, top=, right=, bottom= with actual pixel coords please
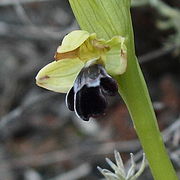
left=0, top=0, right=180, bottom=179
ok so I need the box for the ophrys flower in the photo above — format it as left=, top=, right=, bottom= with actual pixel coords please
left=36, top=30, right=127, bottom=121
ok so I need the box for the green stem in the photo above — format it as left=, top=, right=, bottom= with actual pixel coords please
left=69, top=0, right=178, bottom=179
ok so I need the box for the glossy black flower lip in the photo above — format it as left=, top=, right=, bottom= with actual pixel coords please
left=66, top=64, right=118, bottom=121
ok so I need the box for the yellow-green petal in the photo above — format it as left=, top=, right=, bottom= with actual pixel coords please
left=36, top=58, right=84, bottom=93
left=57, top=30, right=90, bottom=53
left=105, top=45, right=127, bottom=75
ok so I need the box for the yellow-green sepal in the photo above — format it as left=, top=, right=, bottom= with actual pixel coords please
left=57, top=30, right=90, bottom=53
left=36, top=58, right=84, bottom=93
left=104, top=36, right=127, bottom=75
left=106, top=36, right=124, bottom=47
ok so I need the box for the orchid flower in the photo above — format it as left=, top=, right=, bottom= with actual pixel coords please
left=36, top=30, right=127, bottom=121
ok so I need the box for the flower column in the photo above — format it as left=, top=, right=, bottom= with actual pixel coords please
left=69, top=0, right=178, bottom=179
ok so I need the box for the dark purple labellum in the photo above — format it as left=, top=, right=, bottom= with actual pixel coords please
left=66, top=64, right=118, bottom=121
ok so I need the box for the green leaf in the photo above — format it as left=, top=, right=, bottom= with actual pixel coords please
left=36, top=58, right=84, bottom=93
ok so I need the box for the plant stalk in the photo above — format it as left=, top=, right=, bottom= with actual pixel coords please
left=69, top=0, right=178, bottom=179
